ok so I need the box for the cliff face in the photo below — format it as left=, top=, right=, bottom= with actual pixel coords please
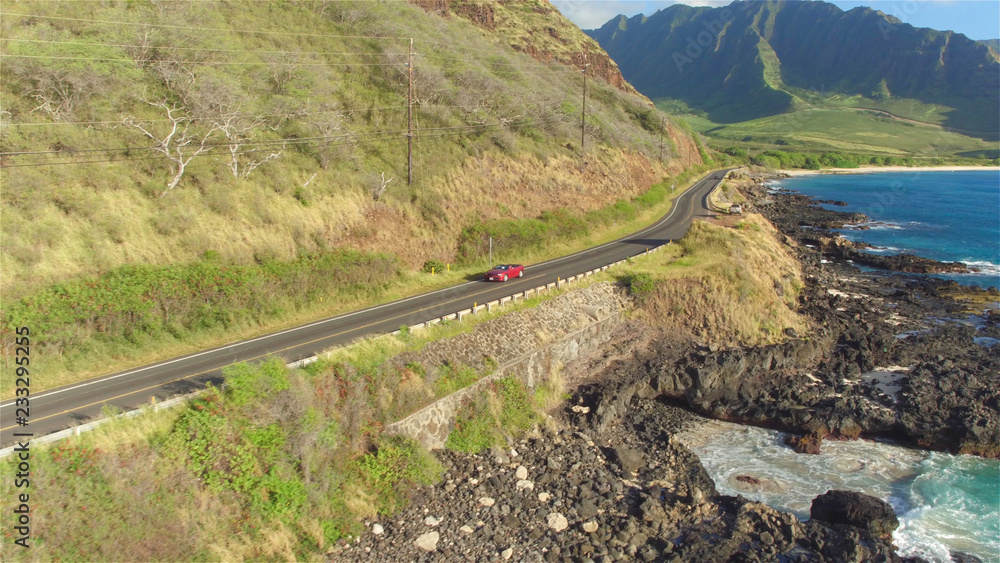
left=587, top=0, right=999, bottom=134
left=410, top=0, right=637, bottom=94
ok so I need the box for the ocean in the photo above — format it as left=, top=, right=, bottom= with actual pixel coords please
left=677, top=420, right=1000, bottom=562
left=768, top=170, right=1000, bottom=289
left=683, top=169, right=1000, bottom=561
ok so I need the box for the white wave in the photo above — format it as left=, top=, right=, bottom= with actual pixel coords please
left=676, top=420, right=1000, bottom=562
left=894, top=509, right=954, bottom=563
left=960, top=260, right=1000, bottom=276
left=861, top=222, right=905, bottom=230
left=864, top=245, right=901, bottom=254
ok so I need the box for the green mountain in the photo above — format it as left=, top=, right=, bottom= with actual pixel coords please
left=587, top=0, right=999, bottom=140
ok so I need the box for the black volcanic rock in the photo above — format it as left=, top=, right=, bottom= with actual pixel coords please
left=811, top=490, right=900, bottom=538
left=335, top=411, right=904, bottom=562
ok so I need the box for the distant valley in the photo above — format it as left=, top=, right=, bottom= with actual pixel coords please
left=587, top=0, right=1000, bottom=157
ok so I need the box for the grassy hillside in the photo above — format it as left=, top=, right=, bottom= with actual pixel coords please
left=622, top=213, right=807, bottom=347
left=0, top=1, right=703, bottom=382
left=0, top=0, right=699, bottom=295
left=675, top=106, right=1000, bottom=159
left=0, top=282, right=572, bottom=560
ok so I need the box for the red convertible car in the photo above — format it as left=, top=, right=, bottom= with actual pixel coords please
left=485, top=264, right=524, bottom=282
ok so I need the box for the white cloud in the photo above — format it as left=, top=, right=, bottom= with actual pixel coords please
left=551, top=1, right=730, bottom=30
left=550, top=1, right=646, bottom=30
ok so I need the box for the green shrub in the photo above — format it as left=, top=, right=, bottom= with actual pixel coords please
left=422, top=259, right=446, bottom=273
left=445, top=397, right=499, bottom=454
left=623, top=272, right=655, bottom=302
left=432, top=362, right=480, bottom=397
left=445, top=377, right=539, bottom=454
left=358, top=435, right=442, bottom=514
left=494, top=377, right=538, bottom=436
left=2, top=250, right=401, bottom=359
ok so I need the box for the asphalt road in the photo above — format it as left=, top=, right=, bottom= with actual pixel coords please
left=0, top=169, right=730, bottom=447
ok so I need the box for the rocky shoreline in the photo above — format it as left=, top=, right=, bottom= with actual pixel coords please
left=330, top=174, right=998, bottom=562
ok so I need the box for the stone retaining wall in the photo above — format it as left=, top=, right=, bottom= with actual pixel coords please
left=385, top=283, right=628, bottom=449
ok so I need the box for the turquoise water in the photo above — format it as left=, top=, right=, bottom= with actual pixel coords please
left=769, top=170, right=1000, bottom=288
left=678, top=420, right=1000, bottom=562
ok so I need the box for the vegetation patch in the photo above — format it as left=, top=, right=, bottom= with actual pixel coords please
left=0, top=250, right=400, bottom=396
left=680, top=109, right=1000, bottom=161
left=0, top=357, right=443, bottom=561
left=454, top=176, right=690, bottom=265
left=622, top=214, right=808, bottom=346
left=445, top=376, right=543, bottom=454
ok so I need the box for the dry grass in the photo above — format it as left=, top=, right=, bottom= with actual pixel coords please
left=626, top=214, right=808, bottom=346
left=2, top=160, right=710, bottom=399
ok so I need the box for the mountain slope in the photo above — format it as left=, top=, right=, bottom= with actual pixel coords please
left=0, top=0, right=701, bottom=300
left=0, top=0, right=707, bottom=389
left=587, top=0, right=999, bottom=137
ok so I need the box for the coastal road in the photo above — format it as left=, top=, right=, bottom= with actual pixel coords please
left=0, top=169, right=731, bottom=448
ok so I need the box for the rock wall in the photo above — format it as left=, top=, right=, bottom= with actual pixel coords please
left=386, top=283, right=628, bottom=449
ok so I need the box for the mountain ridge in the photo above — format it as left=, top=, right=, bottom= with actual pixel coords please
left=586, top=0, right=999, bottom=138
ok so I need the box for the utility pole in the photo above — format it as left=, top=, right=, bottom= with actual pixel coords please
left=659, top=116, right=665, bottom=162
left=407, top=37, right=414, bottom=187
left=581, top=57, right=590, bottom=154
left=489, top=236, right=493, bottom=268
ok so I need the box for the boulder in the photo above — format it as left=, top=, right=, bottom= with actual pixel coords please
left=810, top=490, right=899, bottom=538
left=546, top=512, right=568, bottom=532
left=414, top=531, right=439, bottom=552
left=611, top=446, right=645, bottom=475
left=785, top=432, right=823, bottom=454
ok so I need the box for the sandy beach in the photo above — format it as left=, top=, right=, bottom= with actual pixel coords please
left=779, top=165, right=1000, bottom=177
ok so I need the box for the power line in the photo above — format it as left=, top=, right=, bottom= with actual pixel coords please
left=0, top=125, right=520, bottom=169
left=3, top=104, right=487, bottom=127
left=0, top=128, right=411, bottom=157
left=0, top=54, right=401, bottom=67
left=1, top=12, right=407, bottom=40
left=0, top=118, right=533, bottom=157
left=0, top=40, right=573, bottom=75
left=0, top=120, right=534, bottom=165
left=0, top=37, right=402, bottom=58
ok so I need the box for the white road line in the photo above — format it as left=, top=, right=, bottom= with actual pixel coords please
left=0, top=174, right=723, bottom=411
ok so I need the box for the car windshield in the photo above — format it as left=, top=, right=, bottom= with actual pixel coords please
left=495, top=265, right=510, bottom=270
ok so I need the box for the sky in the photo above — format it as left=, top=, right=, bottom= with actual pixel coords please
left=550, top=0, right=1000, bottom=40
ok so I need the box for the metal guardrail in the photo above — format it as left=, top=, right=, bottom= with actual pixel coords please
left=0, top=244, right=671, bottom=458
left=401, top=243, right=667, bottom=334
left=0, top=392, right=196, bottom=458
left=706, top=170, right=731, bottom=212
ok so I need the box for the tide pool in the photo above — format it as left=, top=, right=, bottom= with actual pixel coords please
left=677, top=420, right=1000, bottom=562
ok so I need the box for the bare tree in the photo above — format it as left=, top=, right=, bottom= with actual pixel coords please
left=308, top=105, right=346, bottom=169
left=214, top=107, right=285, bottom=179
left=262, top=54, right=298, bottom=95
left=152, top=60, right=196, bottom=94
left=124, top=25, right=159, bottom=69
left=122, top=99, right=221, bottom=197
left=11, top=66, right=105, bottom=121
left=0, top=109, right=11, bottom=135
left=370, top=172, right=393, bottom=201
